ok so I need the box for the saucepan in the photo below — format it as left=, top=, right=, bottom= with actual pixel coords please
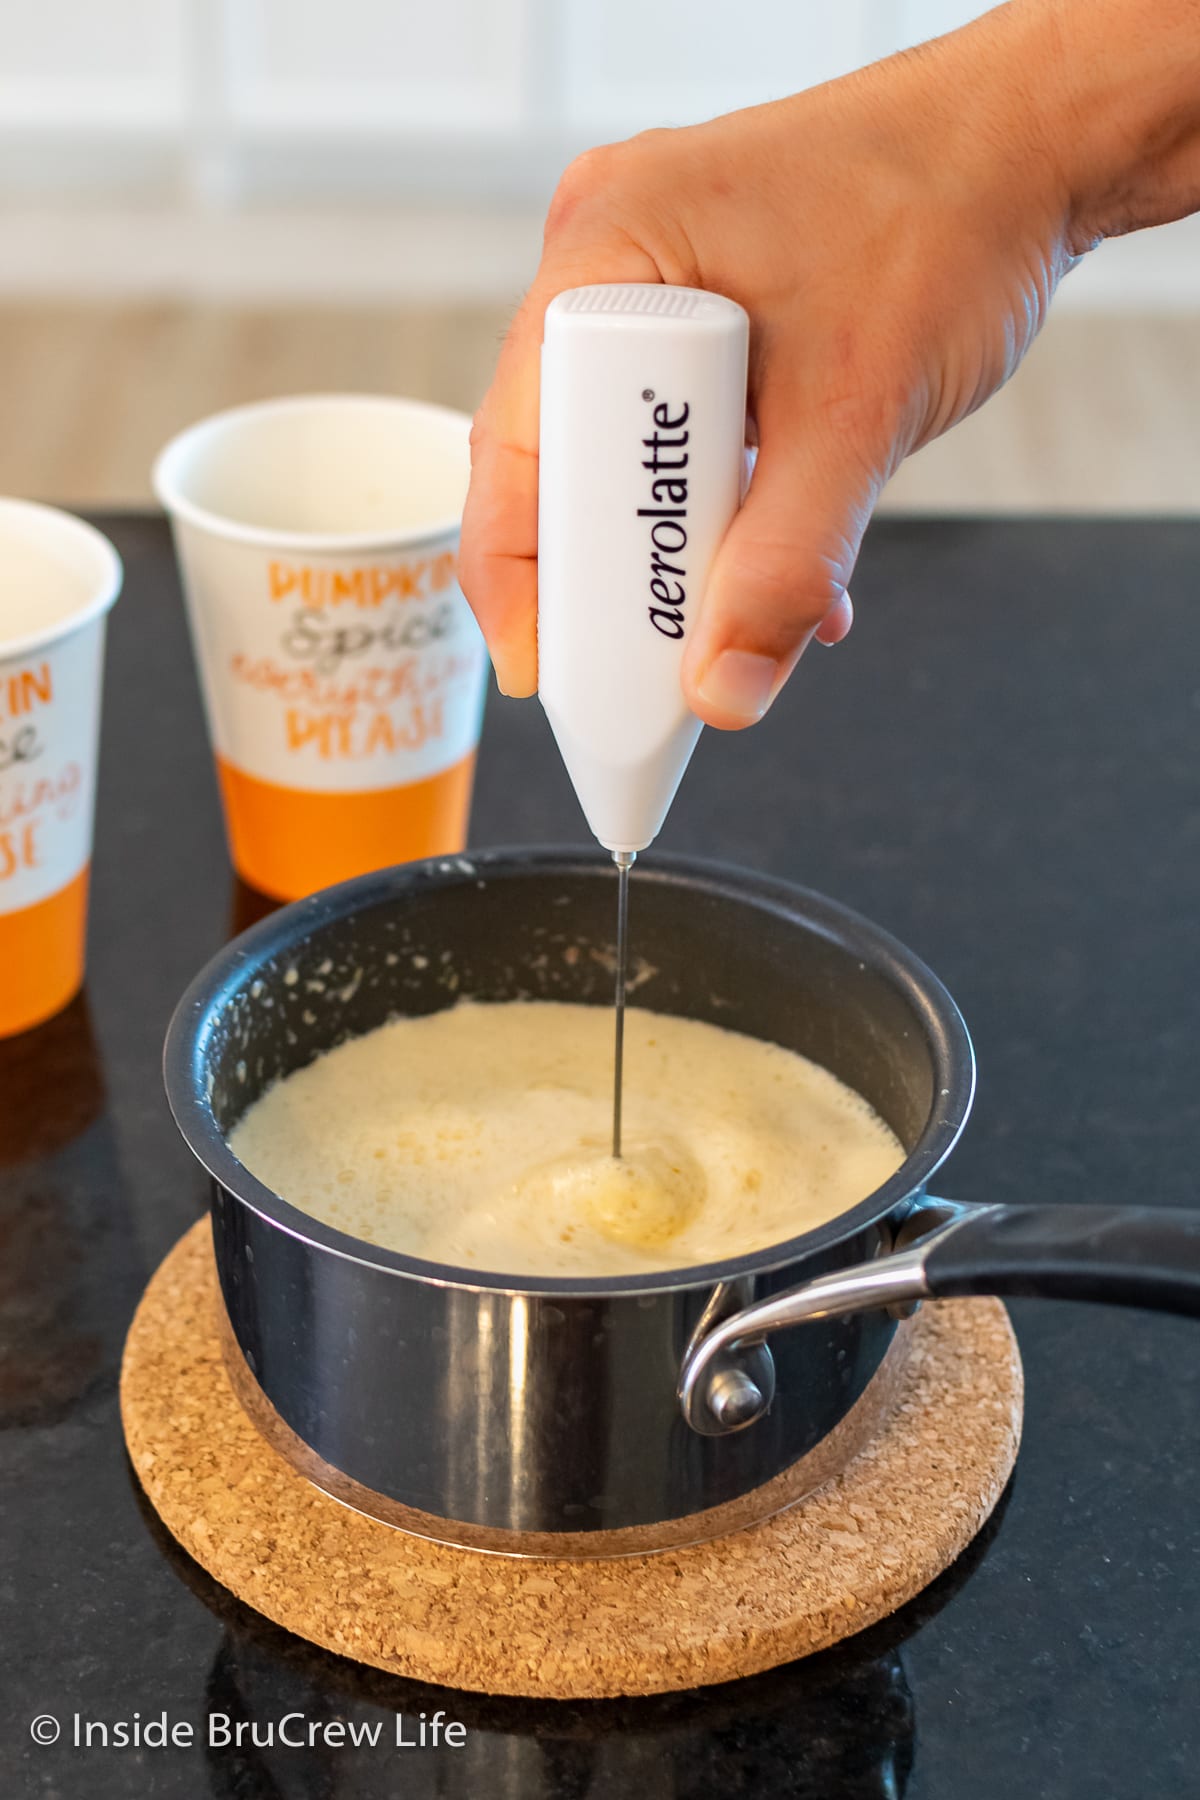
left=163, top=849, right=1200, bottom=1557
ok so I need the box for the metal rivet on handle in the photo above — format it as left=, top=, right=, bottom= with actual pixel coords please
left=707, top=1367, right=769, bottom=1432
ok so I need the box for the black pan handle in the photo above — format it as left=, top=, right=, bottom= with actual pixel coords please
left=920, top=1200, right=1200, bottom=1315
left=678, top=1200, right=1200, bottom=1435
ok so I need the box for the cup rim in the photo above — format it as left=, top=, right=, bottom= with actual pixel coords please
left=151, top=392, right=472, bottom=554
left=163, top=847, right=978, bottom=1300
left=0, top=499, right=123, bottom=662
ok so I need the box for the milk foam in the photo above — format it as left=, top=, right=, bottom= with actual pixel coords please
left=229, top=1000, right=905, bottom=1277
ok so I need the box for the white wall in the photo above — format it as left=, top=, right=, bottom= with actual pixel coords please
left=0, top=0, right=997, bottom=200
left=0, top=1, right=189, bottom=130
left=0, top=0, right=1193, bottom=310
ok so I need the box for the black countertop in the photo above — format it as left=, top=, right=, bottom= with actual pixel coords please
left=3, top=514, right=1198, bottom=1799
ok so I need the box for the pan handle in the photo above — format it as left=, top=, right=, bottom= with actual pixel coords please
left=679, top=1201, right=1200, bottom=1436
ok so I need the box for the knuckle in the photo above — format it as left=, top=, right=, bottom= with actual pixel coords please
left=811, top=344, right=917, bottom=472
left=545, top=142, right=626, bottom=237
left=728, top=542, right=844, bottom=630
left=456, top=509, right=489, bottom=595
left=455, top=543, right=481, bottom=604
left=808, top=319, right=907, bottom=447
left=814, top=381, right=894, bottom=457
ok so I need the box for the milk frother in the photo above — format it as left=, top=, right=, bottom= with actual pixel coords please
left=537, top=285, right=750, bottom=1152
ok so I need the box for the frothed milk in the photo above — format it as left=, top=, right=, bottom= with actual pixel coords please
left=230, top=1001, right=905, bottom=1277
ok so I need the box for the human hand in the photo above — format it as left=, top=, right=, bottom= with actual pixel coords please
left=460, top=0, right=1200, bottom=726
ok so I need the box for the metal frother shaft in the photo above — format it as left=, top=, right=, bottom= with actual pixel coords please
left=611, top=850, right=635, bottom=1158
left=534, top=286, right=750, bottom=1160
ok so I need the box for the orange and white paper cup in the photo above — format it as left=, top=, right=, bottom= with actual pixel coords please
left=0, top=501, right=121, bottom=1036
left=153, top=394, right=487, bottom=901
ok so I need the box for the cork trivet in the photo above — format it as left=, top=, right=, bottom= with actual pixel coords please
left=121, top=1220, right=1022, bottom=1700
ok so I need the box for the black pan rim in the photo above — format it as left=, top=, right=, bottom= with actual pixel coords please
left=163, top=845, right=977, bottom=1299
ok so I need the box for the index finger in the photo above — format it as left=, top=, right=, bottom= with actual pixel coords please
left=458, top=285, right=548, bottom=697
left=460, top=241, right=663, bottom=698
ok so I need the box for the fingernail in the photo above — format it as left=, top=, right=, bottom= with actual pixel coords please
left=696, top=650, right=780, bottom=723
left=815, top=590, right=854, bottom=647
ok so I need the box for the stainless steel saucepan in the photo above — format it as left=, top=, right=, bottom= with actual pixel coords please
left=164, top=850, right=1200, bottom=1557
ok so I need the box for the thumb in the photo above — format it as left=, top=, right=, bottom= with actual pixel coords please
left=682, top=424, right=880, bottom=729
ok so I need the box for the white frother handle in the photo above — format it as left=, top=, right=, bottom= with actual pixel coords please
left=538, top=285, right=750, bottom=856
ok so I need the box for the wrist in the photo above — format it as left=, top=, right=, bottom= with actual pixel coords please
left=1005, top=0, right=1200, bottom=244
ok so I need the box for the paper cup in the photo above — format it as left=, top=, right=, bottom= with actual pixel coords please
left=153, top=394, right=488, bottom=901
left=0, top=501, right=122, bottom=1037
